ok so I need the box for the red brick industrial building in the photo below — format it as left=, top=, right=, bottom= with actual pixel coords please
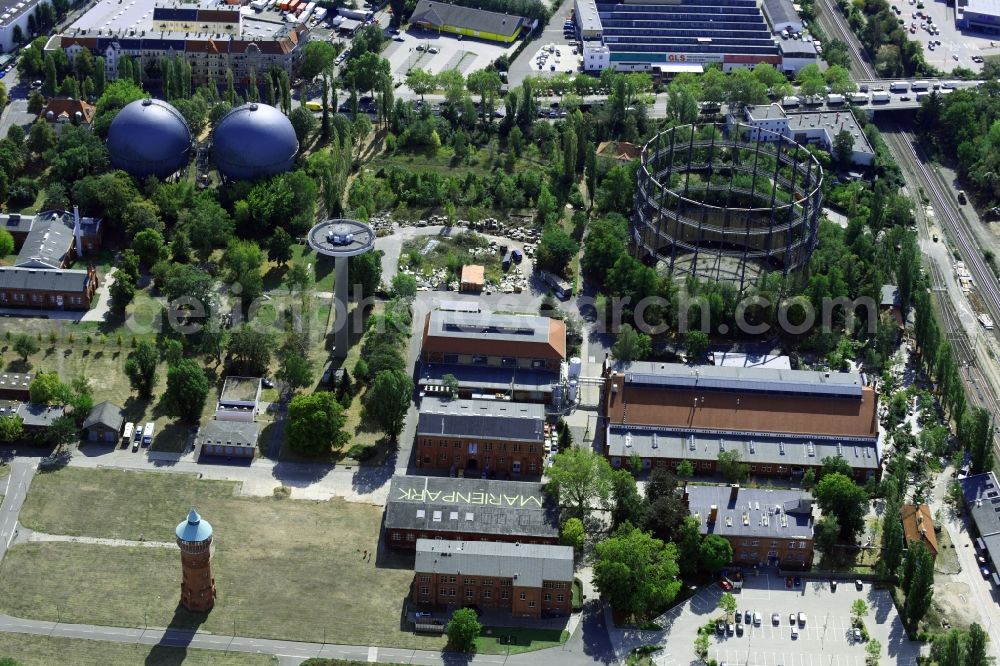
left=414, top=397, right=547, bottom=477
left=602, top=362, right=881, bottom=482
left=412, top=539, right=574, bottom=619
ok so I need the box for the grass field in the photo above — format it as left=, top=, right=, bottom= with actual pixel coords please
left=4, top=467, right=445, bottom=650
left=475, top=627, right=569, bottom=655
left=0, top=632, right=278, bottom=666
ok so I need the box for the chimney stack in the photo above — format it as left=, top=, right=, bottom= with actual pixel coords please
left=708, top=505, right=718, bottom=524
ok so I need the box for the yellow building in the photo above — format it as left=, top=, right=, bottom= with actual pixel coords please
left=409, top=0, right=530, bottom=43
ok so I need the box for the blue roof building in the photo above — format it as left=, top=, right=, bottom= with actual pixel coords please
left=107, top=98, right=192, bottom=179
left=212, top=103, right=298, bottom=181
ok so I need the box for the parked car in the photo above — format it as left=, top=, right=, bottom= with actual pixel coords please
left=428, top=46, right=439, bottom=54
left=789, top=613, right=796, bottom=625
left=798, top=612, right=807, bottom=626
left=772, top=613, right=780, bottom=625
left=753, top=612, right=761, bottom=625
left=736, top=623, right=744, bottom=636
left=855, top=579, right=864, bottom=590
left=726, top=622, right=735, bottom=635
left=744, top=610, right=751, bottom=624
left=791, top=625, right=799, bottom=639
left=981, top=565, right=991, bottom=578
left=716, top=620, right=726, bottom=634
left=831, top=580, right=838, bottom=591
left=853, top=628, right=862, bottom=642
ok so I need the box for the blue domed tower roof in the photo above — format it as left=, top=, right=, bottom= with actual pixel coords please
left=212, top=102, right=298, bottom=181
left=107, top=98, right=192, bottom=179
left=176, top=507, right=213, bottom=543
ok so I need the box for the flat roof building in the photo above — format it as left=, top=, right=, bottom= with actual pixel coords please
left=603, top=361, right=880, bottom=481
left=687, top=483, right=815, bottom=568
left=0, top=0, right=48, bottom=53
left=575, top=0, right=781, bottom=74
left=960, top=0, right=1000, bottom=33
left=960, top=472, right=1000, bottom=565
left=384, top=475, right=560, bottom=549
left=731, top=105, right=875, bottom=166
left=761, top=0, right=803, bottom=33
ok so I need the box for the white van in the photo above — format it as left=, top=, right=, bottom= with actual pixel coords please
left=122, top=422, right=134, bottom=446
left=142, top=422, right=155, bottom=446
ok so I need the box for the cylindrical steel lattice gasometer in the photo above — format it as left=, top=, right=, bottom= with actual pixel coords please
left=633, top=123, right=824, bottom=293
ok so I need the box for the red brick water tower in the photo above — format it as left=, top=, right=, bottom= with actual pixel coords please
left=175, top=507, right=216, bottom=612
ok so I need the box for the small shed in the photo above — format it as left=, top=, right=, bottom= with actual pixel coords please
left=82, top=400, right=125, bottom=442
left=460, top=264, right=485, bottom=293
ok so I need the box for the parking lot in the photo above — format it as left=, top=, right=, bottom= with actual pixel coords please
left=888, top=0, right=1000, bottom=72
left=629, top=573, right=921, bottom=666
left=384, top=27, right=516, bottom=82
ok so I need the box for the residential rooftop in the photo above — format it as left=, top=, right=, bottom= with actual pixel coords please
left=960, top=472, right=1000, bottom=540
left=687, top=484, right=814, bottom=540
left=384, top=475, right=560, bottom=540
left=410, top=0, right=529, bottom=38
left=414, top=539, right=574, bottom=588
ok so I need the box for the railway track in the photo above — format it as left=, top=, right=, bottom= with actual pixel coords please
left=814, top=0, right=877, bottom=80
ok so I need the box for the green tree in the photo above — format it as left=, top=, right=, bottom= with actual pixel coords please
left=814, top=473, right=868, bottom=541
left=29, top=372, right=63, bottom=404
left=962, top=407, right=995, bottom=475
left=814, top=515, right=840, bottom=553
left=903, top=542, right=934, bottom=628
left=593, top=526, right=682, bottom=619
left=12, top=333, right=39, bottom=362
left=124, top=341, right=158, bottom=399
left=699, top=534, right=733, bottom=573
left=821, top=455, right=854, bottom=478
left=866, top=638, right=882, bottom=666
left=717, top=449, right=749, bottom=483
left=547, top=448, right=615, bottom=516
left=611, top=324, right=651, bottom=362
left=109, top=272, right=136, bottom=314
left=405, top=68, right=437, bottom=101
left=801, top=468, right=816, bottom=489
left=46, top=414, right=80, bottom=448
left=267, top=227, right=294, bottom=265
left=298, top=40, right=336, bottom=80
left=0, top=414, right=23, bottom=442
left=390, top=272, right=417, bottom=301
left=560, top=517, right=585, bottom=550
left=162, top=359, right=209, bottom=423
left=536, top=223, right=579, bottom=276
left=132, top=228, right=166, bottom=267
left=718, top=591, right=737, bottom=615
left=286, top=391, right=347, bottom=455
left=445, top=607, right=481, bottom=652
left=350, top=250, right=383, bottom=299
left=225, top=325, right=273, bottom=376
left=833, top=129, right=855, bottom=169
left=879, top=499, right=905, bottom=578
left=677, top=459, right=694, bottom=478
left=965, top=623, right=991, bottom=666
left=277, top=349, right=312, bottom=393
left=610, top=468, right=647, bottom=529
left=851, top=599, right=869, bottom=625
left=27, top=120, right=56, bottom=155
left=223, top=239, right=265, bottom=305
left=289, top=105, right=317, bottom=145
left=362, top=369, right=413, bottom=441
left=675, top=515, right=702, bottom=579
left=684, top=330, right=709, bottom=361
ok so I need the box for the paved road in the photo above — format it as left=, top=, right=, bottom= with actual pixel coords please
left=0, top=460, right=35, bottom=562
left=0, top=600, right=615, bottom=666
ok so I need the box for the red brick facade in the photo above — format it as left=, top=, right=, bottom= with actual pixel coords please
left=0, top=265, right=98, bottom=311
left=389, top=528, right=559, bottom=550
left=620, top=456, right=874, bottom=484
left=415, top=435, right=545, bottom=477
left=412, top=572, right=572, bottom=619
left=720, top=534, right=814, bottom=570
